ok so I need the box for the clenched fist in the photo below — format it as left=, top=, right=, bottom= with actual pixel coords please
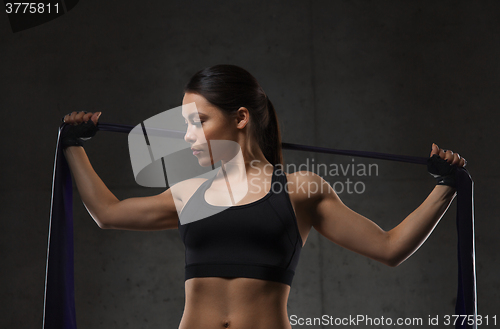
left=427, top=143, right=467, bottom=188
left=60, top=111, right=102, bottom=148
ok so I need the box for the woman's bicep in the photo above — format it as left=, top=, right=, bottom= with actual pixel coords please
left=312, top=189, right=391, bottom=264
left=99, top=188, right=180, bottom=231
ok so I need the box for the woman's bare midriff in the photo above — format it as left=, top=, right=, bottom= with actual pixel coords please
left=178, top=277, right=292, bottom=329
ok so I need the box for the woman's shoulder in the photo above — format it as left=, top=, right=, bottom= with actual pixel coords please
left=284, top=170, right=332, bottom=202
left=169, top=177, right=208, bottom=202
left=285, top=170, right=324, bottom=183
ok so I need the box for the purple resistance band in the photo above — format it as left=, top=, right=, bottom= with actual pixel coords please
left=43, top=122, right=476, bottom=329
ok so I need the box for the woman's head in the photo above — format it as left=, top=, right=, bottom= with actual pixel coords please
left=182, top=64, right=283, bottom=166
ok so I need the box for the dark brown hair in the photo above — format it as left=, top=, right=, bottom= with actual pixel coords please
left=184, top=65, right=283, bottom=166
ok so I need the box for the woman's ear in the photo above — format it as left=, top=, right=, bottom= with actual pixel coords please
left=235, top=107, right=250, bottom=129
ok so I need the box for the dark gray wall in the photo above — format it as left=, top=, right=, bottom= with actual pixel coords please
left=1, top=1, right=498, bottom=328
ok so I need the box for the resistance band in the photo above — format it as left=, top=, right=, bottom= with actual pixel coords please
left=43, top=122, right=476, bottom=329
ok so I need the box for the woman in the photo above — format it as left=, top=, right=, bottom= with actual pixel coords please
left=61, top=64, right=466, bottom=329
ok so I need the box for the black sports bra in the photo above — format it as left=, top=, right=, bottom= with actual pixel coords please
left=177, top=165, right=303, bottom=286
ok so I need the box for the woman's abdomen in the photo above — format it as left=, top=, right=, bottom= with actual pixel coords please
left=179, top=277, right=292, bottom=329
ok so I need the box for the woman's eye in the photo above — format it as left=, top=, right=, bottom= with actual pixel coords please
left=184, top=121, right=204, bottom=127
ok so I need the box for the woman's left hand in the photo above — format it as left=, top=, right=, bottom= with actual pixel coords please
left=430, top=143, right=467, bottom=167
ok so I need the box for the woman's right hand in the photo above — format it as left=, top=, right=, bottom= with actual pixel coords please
left=61, top=111, right=102, bottom=148
left=63, top=111, right=102, bottom=125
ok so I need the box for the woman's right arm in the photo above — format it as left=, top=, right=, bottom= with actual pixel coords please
left=62, top=111, right=180, bottom=231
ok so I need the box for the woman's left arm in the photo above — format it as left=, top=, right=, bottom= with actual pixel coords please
left=310, top=143, right=466, bottom=267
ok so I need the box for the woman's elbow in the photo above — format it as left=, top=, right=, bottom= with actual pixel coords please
left=87, top=205, right=114, bottom=229
left=384, top=254, right=407, bottom=267
left=90, top=212, right=113, bottom=229
left=96, top=220, right=111, bottom=229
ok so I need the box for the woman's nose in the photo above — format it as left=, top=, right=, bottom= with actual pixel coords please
left=184, top=126, right=196, bottom=144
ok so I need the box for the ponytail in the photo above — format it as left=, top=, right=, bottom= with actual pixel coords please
left=261, top=98, right=283, bottom=166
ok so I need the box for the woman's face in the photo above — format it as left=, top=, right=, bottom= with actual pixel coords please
left=182, top=92, right=241, bottom=167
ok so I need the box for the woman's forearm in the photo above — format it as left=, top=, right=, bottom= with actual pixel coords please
left=386, top=185, right=457, bottom=266
left=63, top=146, right=119, bottom=227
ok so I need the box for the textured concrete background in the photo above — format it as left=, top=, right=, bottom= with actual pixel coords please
left=1, top=1, right=499, bottom=328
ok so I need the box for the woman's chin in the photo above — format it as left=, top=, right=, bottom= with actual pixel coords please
left=197, top=157, right=215, bottom=168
